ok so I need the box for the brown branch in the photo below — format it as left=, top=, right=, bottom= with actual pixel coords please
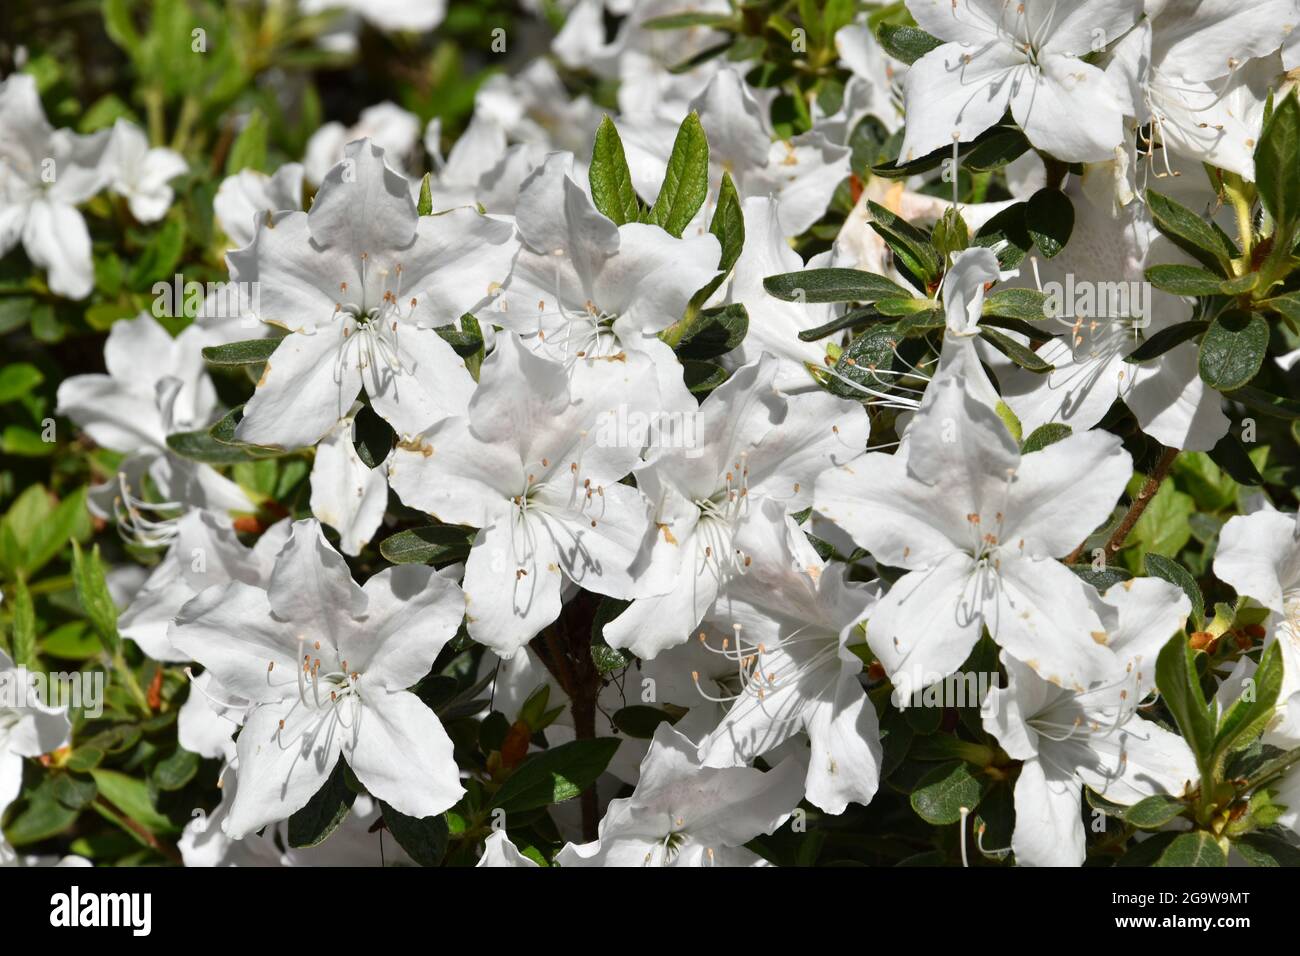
left=1065, top=445, right=1179, bottom=565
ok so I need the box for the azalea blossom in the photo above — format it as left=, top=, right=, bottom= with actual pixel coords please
left=983, top=578, right=1198, bottom=866
left=493, top=150, right=719, bottom=410
left=213, top=162, right=304, bottom=251
left=228, top=138, right=517, bottom=449
left=119, top=511, right=289, bottom=663
left=477, top=831, right=541, bottom=868
left=171, top=519, right=467, bottom=836
left=997, top=169, right=1230, bottom=452
left=0, top=73, right=109, bottom=299
left=621, top=67, right=851, bottom=237
left=303, top=102, right=421, bottom=185
left=556, top=722, right=805, bottom=867
left=101, top=118, right=188, bottom=223
left=387, top=333, right=673, bottom=656
left=603, top=353, right=870, bottom=659
left=309, top=410, right=389, bottom=556
left=899, top=0, right=1140, bottom=163
left=0, top=651, right=72, bottom=865
left=815, top=334, right=1132, bottom=700
left=698, top=498, right=884, bottom=814
left=1213, top=510, right=1300, bottom=739
left=56, top=313, right=254, bottom=544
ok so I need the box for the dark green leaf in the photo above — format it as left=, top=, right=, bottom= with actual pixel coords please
left=1198, top=310, right=1268, bottom=391
left=875, top=23, right=942, bottom=65
left=1025, top=188, right=1073, bottom=258
left=763, top=267, right=913, bottom=303
left=379, top=802, right=449, bottom=867
left=201, top=338, right=281, bottom=366
left=1144, top=553, right=1204, bottom=631
left=1021, top=423, right=1072, bottom=454
left=288, top=762, right=357, bottom=848
left=1124, top=320, right=1208, bottom=363
left=490, top=738, right=622, bottom=813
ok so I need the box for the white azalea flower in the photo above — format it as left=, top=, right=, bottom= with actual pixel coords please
left=698, top=498, right=884, bottom=814
left=119, top=511, right=289, bottom=663
left=603, top=354, right=870, bottom=659
left=719, top=197, right=842, bottom=392
left=56, top=313, right=254, bottom=544
left=474, top=60, right=604, bottom=160
left=302, top=102, right=421, bottom=185
left=997, top=171, right=1230, bottom=451
left=171, top=519, right=467, bottom=837
left=0, top=73, right=109, bottom=299
left=300, top=0, right=446, bottom=33
left=815, top=337, right=1132, bottom=700
left=0, top=651, right=72, bottom=866
left=493, top=150, right=720, bottom=411
left=1213, top=510, right=1300, bottom=739
left=213, top=162, right=304, bottom=251
left=309, top=411, right=389, bottom=556
left=101, top=119, right=187, bottom=223
left=622, top=68, right=851, bottom=237
left=899, top=0, right=1140, bottom=163
left=983, top=578, right=1198, bottom=866
left=1108, top=0, right=1295, bottom=179
left=477, top=830, right=541, bottom=867
left=556, top=722, right=804, bottom=867
left=228, top=138, right=517, bottom=449
left=387, top=333, right=673, bottom=657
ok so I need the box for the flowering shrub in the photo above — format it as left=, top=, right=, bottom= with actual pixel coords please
left=2, top=0, right=1300, bottom=870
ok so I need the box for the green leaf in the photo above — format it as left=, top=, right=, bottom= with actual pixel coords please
left=1124, top=320, right=1208, bottom=363
left=1146, top=189, right=1235, bottom=273
left=589, top=116, right=641, bottom=226
left=763, top=267, right=913, bottom=303
left=90, top=768, right=179, bottom=835
left=379, top=803, right=450, bottom=866
left=1155, top=633, right=1215, bottom=764
left=288, top=762, right=357, bottom=848
left=128, top=218, right=186, bottom=292
left=3, top=778, right=79, bottom=846
left=1234, top=831, right=1300, bottom=866
left=645, top=112, right=709, bottom=238
left=166, top=427, right=263, bottom=464
left=1025, top=188, right=1073, bottom=258
left=909, top=760, right=990, bottom=825
left=960, top=127, right=1031, bottom=171
left=201, top=338, right=281, bottom=366
left=1214, top=640, right=1284, bottom=770
left=226, top=109, right=268, bottom=175
left=1198, top=310, right=1268, bottom=391
left=378, top=525, right=475, bottom=565
left=1254, top=90, right=1300, bottom=231
left=709, top=172, right=744, bottom=273
left=875, top=23, right=942, bottom=65
left=979, top=327, right=1052, bottom=372
left=23, top=486, right=88, bottom=578
left=675, top=303, right=748, bottom=360
left=417, top=173, right=433, bottom=216
left=1226, top=384, right=1300, bottom=420
left=683, top=359, right=727, bottom=394
left=10, top=577, right=36, bottom=668
left=1144, top=553, right=1204, bottom=631
left=151, top=748, right=200, bottom=791
left=490, top=738, right=622, bottom=813
left=982, top=288, right=1048, bottom=321
left=72, top=542, right=121, bottom=655
left=867, top=201, right=941, bottom=286
left=1153, top=831, right=1226, bottom=867
left=826, top=323, right=900, bottom=401
left=611, top=706, right=679, bottom=739
left=1145, top=264, right=1229, bottom=296
left=1123, top=794, right=1187, bottom=830
left=1021, top=423, right=1072, bottom=454
left=0, top=362, right=43, bottom=403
